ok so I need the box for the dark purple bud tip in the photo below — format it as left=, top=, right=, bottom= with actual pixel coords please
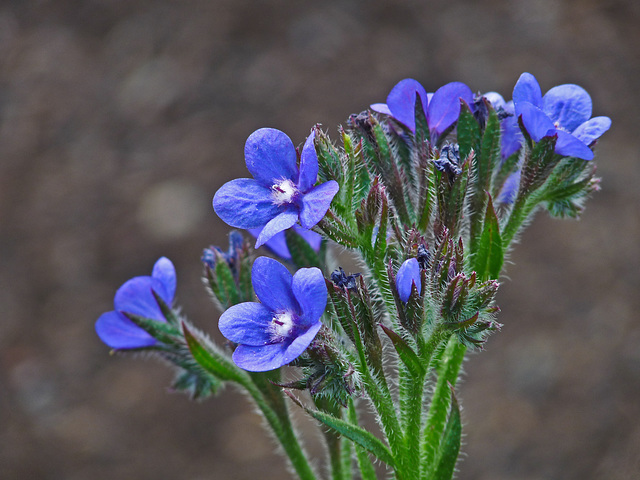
left=331, top=267, right=361, bottom=290
left=433, top=143, right=462, bottom=177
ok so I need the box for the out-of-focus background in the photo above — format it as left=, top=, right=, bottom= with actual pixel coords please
left=1, top=1, right=638, bottom=479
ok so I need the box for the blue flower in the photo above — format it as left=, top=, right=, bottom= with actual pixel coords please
left=512, top=72, right=611, bottom=160
left=218, top=256, right=327, bottom=372
left=395, top=258, right=421, bottom=303
left=371, top=78, right=474, bottom=142
left=247, top=224, right=322, bottom=260
left=481, top=92, right=524, bottom=161
left=95, top=257, right=176, bottom=349
left=213, top=128, right=339, bottom=248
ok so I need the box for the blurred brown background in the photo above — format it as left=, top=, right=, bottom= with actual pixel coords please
left=1, top=1, right=638, bottom=479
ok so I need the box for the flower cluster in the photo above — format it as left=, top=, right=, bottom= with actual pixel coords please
left=95, top=71, right=610, bottom=480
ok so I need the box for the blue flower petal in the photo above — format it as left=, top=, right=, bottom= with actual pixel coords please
left=244, top=128, right=298, bottom=186
left=483, top=92, right=506, bottom=110
left=396, top=258, right=421, bottom=303
left=500, top=115, right=523, bottom=160
left=370, top=103, right=392, bottom=115
left=291, top=267, right=327, bottom=326
left=298, top=130, right=318, bottom=193
left=232, top=342, right=288, bottom=372
left=255, top=208, right=299, bottom=248
left=282, top=321, right=322, bottom=365
left=427, top=82, right=473, bottom=140
left=386, top=79, right=429, bottom=133
left=299, top=180, right=339, bottom=229
left=513, top=72, right=543, bottom=109
left=554, top=130, right=594, bottom=160
left=151, top=257, right=176, bottom=304
left=95, top=311, right=157, bottom=349
left=249, top=225, right=322, bottom=260
left=572, top=116, right=611, bottom=145
left=517, top=102, right=556, bottom=142
left=114, top=276, right=166, bottom=321
left=542, top=84, right=592, bottom=133
left=213, top=178, right=281, bottom=229
left=251, top=256, right=299, bottom=314
left=497, top=169, right=521, bottom=205
left=218, top=302, right=274, bottom=346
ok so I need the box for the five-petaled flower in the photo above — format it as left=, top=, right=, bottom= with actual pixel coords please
left=395, top=258, right=422, bottom=303
left=213, top=128, right=339, bottom=248
left=512, top=72, right=611, bottom=161
left=95, top=257, right=176, bottom=349
left=218, top=256, right=327, bottom=372
left=370, top=78, right=474, bottom=143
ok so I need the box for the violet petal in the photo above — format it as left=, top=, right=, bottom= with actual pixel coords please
left=299, top=180, right=339, bottom=229
left=251, top=256, right=299, bottom=314
left=298, top=130, right=318, bottom=193
left=232, top=343, right=288, bottom=372
left=218, top=302, right=274, bottom=346
left=244, top=128, right=298, bottom=186
left=255, top=208, right=299, bottom=248
left=213, top=178, right=281, bottom=229
left=95, top=311, right=157, bottom=349
left=291, top=267, right=327, bottom=326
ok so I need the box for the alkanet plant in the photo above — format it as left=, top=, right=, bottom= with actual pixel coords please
left=96, top=72, right=610, bottom=479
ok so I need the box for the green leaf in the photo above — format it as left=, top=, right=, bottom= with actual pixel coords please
left=469, top=108, right=501, bottom=251
left=431, top=386, right=462, bottom=480
left=214, top=252, right=241, bottom=307
left=370, top=123, right=414, bottom=225
left=182, top=323, right=244, bottom=383
left=473, top=195, right=503, bottom=281
left=379, top=324, right=425, bottom=377
left=152, top=290, right=180, bottom=327
left=456, top=104, right=481, bottom=160
left=301, top=402, right=396, bottom=468
left=125, top=313, right=181, bottom=345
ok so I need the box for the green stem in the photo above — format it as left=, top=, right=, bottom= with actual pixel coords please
left=421, top=338, right=466, bottom=479
left=403, top=367, right=426, bottom=477
left=240, top=376, right=317, bottom=480
left=350, top=314, right=404, bottom=472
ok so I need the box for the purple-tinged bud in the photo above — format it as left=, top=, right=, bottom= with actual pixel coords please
left=396, top=258, right=421, bottom=303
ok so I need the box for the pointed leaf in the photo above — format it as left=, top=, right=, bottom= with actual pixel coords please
left=301, top=404, right=396, bottom=468
left=473, top=195, right=503, bottom=281
left=379, top=324, right=425, bottom=377
left=456, top=103, right=481, bottom=160
left=182, top=323, right=243, bottom=383
left=125, top=313, right=181, bottom=345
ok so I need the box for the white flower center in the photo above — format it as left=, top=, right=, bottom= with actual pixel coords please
left=270, top=311, right=295, bottom=339
left=271, top=179, right=298, bottom=206
left=553, top=120, right=568, bottom=132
